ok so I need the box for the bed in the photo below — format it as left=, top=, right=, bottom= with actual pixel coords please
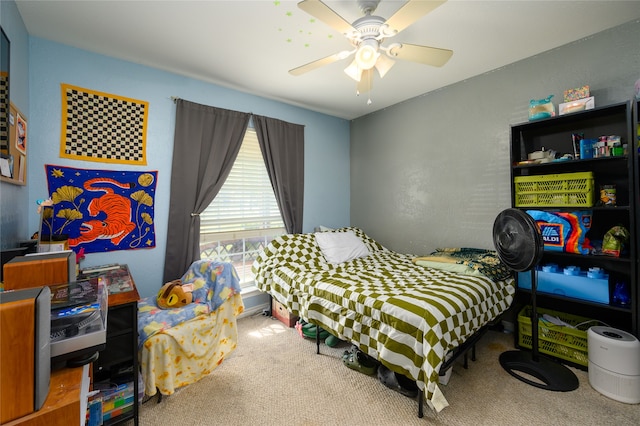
left=252, top=227, right=515, bottom=413
left=138, top=260, right=244, bottom=397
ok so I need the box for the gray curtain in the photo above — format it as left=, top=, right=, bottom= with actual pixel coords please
left=163, top=99, right=250, bottom=282
left=253, top=114, right=305, bottom=234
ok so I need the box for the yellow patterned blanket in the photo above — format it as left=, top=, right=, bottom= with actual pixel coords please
left=138, top=261, right=244, bottom=396
left=139, top=293, right=243, bottom=396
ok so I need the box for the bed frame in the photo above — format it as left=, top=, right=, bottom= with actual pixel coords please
left=254, top=228, right=514, bottom=415
left=308, top=309, right=497, bottom=418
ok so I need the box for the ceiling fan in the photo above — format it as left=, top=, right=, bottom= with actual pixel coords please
left=289, top=0, right=453, bottom=95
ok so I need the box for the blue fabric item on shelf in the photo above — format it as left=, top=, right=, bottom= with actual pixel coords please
left=526, top=210, right=592, bottom=254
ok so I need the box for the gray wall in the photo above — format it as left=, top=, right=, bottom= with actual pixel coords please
left=351, top=19, right=640, bottom=255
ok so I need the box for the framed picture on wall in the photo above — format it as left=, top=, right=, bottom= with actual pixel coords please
left=15, top=112, right=26, bottom=154
left=0, top=152, right=13, bottom=178
left=1, top=27, right=9, bottom=154
left=2, top=102, right=27, bottom=185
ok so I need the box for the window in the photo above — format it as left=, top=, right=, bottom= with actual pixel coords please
left=199, top=128, right=285, bottom=288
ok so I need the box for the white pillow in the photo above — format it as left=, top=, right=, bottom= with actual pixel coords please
left=315, top=231, right=370, bottom=264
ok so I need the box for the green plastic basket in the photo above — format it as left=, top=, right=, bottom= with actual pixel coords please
left=517, top=305, right=591, bottom=367
left=514, top=171, right=594, bottom=207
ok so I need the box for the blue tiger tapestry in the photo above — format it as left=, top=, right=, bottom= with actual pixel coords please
left=44, top=164, right=157, bottom=254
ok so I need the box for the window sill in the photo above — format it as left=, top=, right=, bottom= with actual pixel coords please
left=240, top=285, right=261, bottom=298
left=238, top=284, right=269, bottom=318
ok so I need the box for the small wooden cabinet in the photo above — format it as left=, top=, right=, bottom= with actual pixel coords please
left=81, top=265, right=140, bottom=426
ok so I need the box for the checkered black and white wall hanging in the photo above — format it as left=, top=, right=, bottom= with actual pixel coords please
left=0, top=72, right=8, bottom=151
left=59, top=83, right=149, bottom=165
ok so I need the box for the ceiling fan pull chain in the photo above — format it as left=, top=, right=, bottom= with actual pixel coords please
left=367, top=69, right=373, bottom=105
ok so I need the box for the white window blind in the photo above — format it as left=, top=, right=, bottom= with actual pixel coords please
left=199, top=128, right=285, bottom=287
left=200, top=128, right=285, bottom=236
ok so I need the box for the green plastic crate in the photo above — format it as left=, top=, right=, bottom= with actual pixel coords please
left=514, top=171, right=594, bottom=207
left=517, top=305, right=591, bottom=367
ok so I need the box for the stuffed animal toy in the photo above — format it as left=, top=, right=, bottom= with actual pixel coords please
left=157, top=279, right=193, bottom=309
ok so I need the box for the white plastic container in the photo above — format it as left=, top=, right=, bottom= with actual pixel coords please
left=588, top=326, right=640, bottom=404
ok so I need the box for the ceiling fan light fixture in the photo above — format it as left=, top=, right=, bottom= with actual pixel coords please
left=374, top=54, right=395, bottom=78
left=292, top=0, right=454, bottom=104
left=355, top=39, right=379, bottom=70
left=344, top=60, right=362, bottom=82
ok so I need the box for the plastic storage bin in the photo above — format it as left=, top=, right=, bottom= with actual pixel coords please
left=514, top=171, right=594, bottom=207
left=517, top=305, right=591, bottom=367
left=517, top=265, right=609, bottom=304
left=97, top=381, right=134, bottom=421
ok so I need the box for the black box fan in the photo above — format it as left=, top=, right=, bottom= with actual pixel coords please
left=493, top=208, right=579, bottom=391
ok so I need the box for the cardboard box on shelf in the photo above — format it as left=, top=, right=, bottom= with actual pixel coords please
left=563, top=85, right=590, bottom=102
left=559, top=96, right=595, bottom=115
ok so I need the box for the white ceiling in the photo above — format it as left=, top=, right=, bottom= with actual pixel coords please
left=15, top=0, right=640, bottom=120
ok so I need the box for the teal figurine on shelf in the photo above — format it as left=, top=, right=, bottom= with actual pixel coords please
left=528, top=95, right=555, bottom=121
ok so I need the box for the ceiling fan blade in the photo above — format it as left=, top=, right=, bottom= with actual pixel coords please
left=357, top=68, right=373, bottom=94
left=289, top=50, right=353, bottom=76
left=388, top=43, right=453, bottom=67
left=384, top=0, right=447, bottom=33
left=298, top=0, right=356, bottom=35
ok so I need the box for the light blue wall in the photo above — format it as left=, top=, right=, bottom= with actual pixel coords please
left=0, top=0, right=30, bottom=250
left=23, top=37, right=349, bottom=299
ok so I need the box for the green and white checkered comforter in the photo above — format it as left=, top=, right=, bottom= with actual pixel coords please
left=252, top=228, right=515, bottom=412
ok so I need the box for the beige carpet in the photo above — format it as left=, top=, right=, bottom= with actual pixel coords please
left=136, top=313, right=640, bottom=425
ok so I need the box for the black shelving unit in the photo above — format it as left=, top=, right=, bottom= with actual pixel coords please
left=83, top=265, right=140, bottom=426
left=510, top=101, right=637, bottom=337
left=633, top=99, right=640, bottom=337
